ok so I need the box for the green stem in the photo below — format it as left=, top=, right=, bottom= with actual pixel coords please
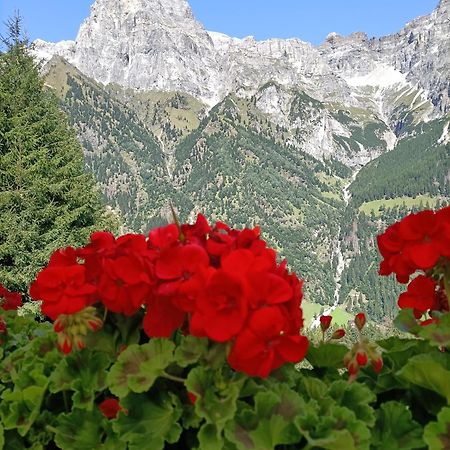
left=161, top=371, right=186, bottom=384
left=62, top=390, right=69, bottom=413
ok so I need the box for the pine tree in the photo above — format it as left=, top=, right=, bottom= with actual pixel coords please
left=0, top=16, right=117, bottom=293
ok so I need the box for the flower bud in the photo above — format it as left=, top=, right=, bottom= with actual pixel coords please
left=355, top=313, right=366, bottom=331
left=57, top=333, right=72, bottom=354
left=187, top=392, right=197, bottom=405
left=0, top=317, right=7, bottom=335
left=53, top=318, right=64, bottom=333
left=99, top=398, right=124, bottom=419
left=73, top=335, right=86, bottom=351
left=320, top=315, right=332, bottom=332
left=347, top=360, right=359, bottom=376
left=331, top=328, right=346, bottom=339
left=356, top=351, right=368, bottom=367
left=372, top=355, right=383, bottom=373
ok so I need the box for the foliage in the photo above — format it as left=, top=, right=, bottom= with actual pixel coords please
left=1, top=300, right=449, bottom=448
left=0, top=18, right=116, bottom=293
left=1, top=209, right=450, bottom=448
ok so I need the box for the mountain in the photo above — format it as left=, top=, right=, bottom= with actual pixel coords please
left=31, top=0, right=450, bottom=322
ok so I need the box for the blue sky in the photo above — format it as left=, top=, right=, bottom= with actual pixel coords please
left=0, top=0, right=439, bottom=45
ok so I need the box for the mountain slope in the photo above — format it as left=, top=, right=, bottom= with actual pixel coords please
left=32, top=0, right=450, bottom=323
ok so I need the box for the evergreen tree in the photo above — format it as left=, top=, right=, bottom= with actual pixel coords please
left=0, top=16, right=117, bottom=293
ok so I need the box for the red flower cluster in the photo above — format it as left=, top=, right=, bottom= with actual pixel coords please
left=0, top=284, right=22, bottom=311
left=0, top=284, right=22, bottom=344
left=30, top=215, right=308, bottom=377
left=98, top=397, right=126, bottom=419
left=318, top=314, right=345, bottom=341
left=344, top=313, right=383, bottom=380
left=377, top=207, right=450, bottom=321
left=378, top=208, right=450, bottom=283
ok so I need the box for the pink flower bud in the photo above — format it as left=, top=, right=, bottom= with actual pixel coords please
left=53, top=318, right=65, bottom=333
left=347, top=360, right=359, bottom=376
left=331, top=328, right=346, bottom=339
left=0, top=317, right=7, bottom=335
left=372, top=356, right=383, bottom=373
left=187, top=392, right=197, bottom=405
left=320, top=315, right=332, bottom=332
left=355, top=313, right=366, bottom=331
left=356, top=351, right=368, bottom=367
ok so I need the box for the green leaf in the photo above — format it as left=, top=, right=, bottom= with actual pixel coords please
left=185, top=366, right=244, bottom=428
left=424, top=406, right=450, bottom=450
left=225, top=384, right=305, bottom=450
left=377, top=337, right=434, bottom=371
left=418, top=313, right=450, bottom=348
left=49, top=351, right=111, bottom=410
left=328, top=380, right=376, bottom=427
left=174, top=335, right=209, bottom=367
left=112, top=393, right=182, bottom=450
left=54, top=408, right=109, bottom=450
left=299, top=377, right=328, bottom=400
left=0, top=422, right=4, bottom=449
left=106, top=339, right=175, bottom=398
left=394, top=308, right=420, bottom=334
left=0, top=383, right=48, bottom=436
left=371, top=401, right=424, bottom=449
left=306, top=343, right=348, bottom=369
left=397, top=353, right=450, bottom=402
left=198, top=423, right=224, bottom=450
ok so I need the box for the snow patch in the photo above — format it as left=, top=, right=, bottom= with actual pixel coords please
left=438, top=121, right=450, bottom=145
left=345, top=64, right=407, bottom=88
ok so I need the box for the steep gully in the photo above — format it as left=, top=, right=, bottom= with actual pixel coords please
left=310, top=169, right=359, bottom=328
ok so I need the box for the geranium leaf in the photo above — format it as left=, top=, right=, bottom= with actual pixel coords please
left=328, top=380, right=376, bottom=427
left=397, top=353, right=450, bottom=402
left=418, top=313, right=450, bottom=348
left=306, top=343, right=348, bottom=369
left=371, top=401, right=424, bottom=449
left=424, top=406, right=450, bottom=450
left=54, top=408, right=110, bottom=450
left=112, top=393, right=182, bottom=450
left=49, top=351, right=110, bottom=410
left=174, top=335, right=209, bottom=367
left=0, top=383, right=48, bottom=436
left=106, top=339, right=175, bottom=398
left=394, top=308, right=420, bottom=334
left=185, top=366, right=244, bottom=427
left=198, top=423, right=224, bottom=450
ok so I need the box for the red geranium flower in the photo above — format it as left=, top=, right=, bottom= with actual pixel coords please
left=148, top=223, right=180, bottom=251
left=143, top=294, right=187, bottom=338
left=181, top=214, right=211, bottom=246
left=155, top=244, right=210, bottom=312
left=0, top=284, right=22, bottom=311
left=99, top=398, right=124, bottom=419
left=227, top=306, right=309, bottom=378
left=320, top=315, right=332, bottom=332
left=190, top=269, right=249, bottom=342
left=398, top=275, right=437, bottom=314
left=30, top=264, right=96, bottom=320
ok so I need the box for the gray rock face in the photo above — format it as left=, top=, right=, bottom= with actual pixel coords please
left=34, top=0, right=449, bottom=115
left=33, top=0, right=449, bottom=166
left=320, top=0, right=450, bottom=115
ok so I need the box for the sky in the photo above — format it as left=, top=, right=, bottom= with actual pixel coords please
left=0, top=0, right=439, bottom=46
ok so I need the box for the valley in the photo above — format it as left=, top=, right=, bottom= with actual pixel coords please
left=33, top=0, right=450, bottom=324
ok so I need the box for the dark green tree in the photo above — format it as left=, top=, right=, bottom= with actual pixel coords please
left=0, top=16, right=117, bottom=293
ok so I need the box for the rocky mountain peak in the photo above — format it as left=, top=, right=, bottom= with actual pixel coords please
left=87, top=0, right=195, bottom=25
left=33, top=0, right=449, bottom=114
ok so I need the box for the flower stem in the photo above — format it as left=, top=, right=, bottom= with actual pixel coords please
left=161, top=371, right=186, bottom=384
left=62, top=390, right=69, bottom=412
left=102, top=307, right=108, bottom=322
